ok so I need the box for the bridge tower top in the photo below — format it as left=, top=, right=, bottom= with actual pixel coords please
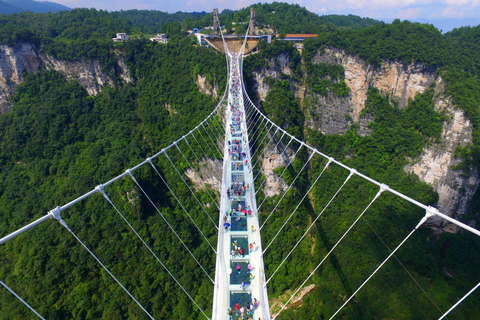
left=213, top=8, right=220, bottom=36
left=249, top=8, right=255, bottom=36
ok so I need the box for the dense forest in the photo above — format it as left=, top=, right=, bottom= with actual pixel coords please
left=0, top=3, right=480, bottom=320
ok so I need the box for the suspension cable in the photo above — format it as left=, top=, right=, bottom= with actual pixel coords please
left=257, top=142, right=304, bottom=209
left=271, top=186, right=386, bottom=318
left=260, top=151, right=315, bottom=233
left=162, top=150, right=217, bottom=229
left=185, top=136, right=223, bottom=183
left=249, top=120, right=270, bottom=153
left=201, top=122, right=223, bottom=158
left=154, top=155, right=217, bottom=252
left=96, top=185, right=215, bottom=314
left=196, top=127, right=219, bottom=160
left=248, top=117, right=266, bottom=147
left=202, top=121, right=223, bottom=157
left=253, top=130, right=285, bottom=182
left=56, top=218, right=155, bottom=320
left=263, top=168, right=355, bottom=267
left=0, top=280, right=45, bottom=319
left=251, top=123, right=275, bottom=160
left=439, top=281, right=480, bottom=320
left=176, top=142, right=220, bottom=210
left=255, top=137, right=295, bottom=197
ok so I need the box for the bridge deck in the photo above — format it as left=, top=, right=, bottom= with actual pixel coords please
left=212, top=52, right=270, bottom=319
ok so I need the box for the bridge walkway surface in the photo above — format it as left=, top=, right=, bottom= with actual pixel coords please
left=212, top=50, right=271, bottom=320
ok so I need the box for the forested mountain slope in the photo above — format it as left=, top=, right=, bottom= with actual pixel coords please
left=0, top=5, right=479, bottom=320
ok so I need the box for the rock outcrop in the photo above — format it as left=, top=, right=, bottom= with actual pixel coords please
left=196, top=74, right=219, bottom=98
left=0, top=43, right=41, bottom=113
left=0, top=42, right=131, bottom=113
left=261, top=134, right=295, bottom=197
left=312, top=47, right=436, bottom=120
left=185, top=158, right=222, bottom=194
left=249, top=48, right=479, bottom=230
left=252, top=53, right=293, bottom=102
left=42, top=54, right=115, bottom=96
left=405, top=77, right=479, bottom=231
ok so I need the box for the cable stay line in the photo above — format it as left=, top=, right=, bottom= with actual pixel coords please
left=184, top=136, right=223, bottom=184
left=254, top=136, right=295, bottom=197
left=158, top=154, right=218, bottom=252
left=259, top=151, right=315, bottom=233
left=249, top=120, right=270, bottom=154
left=247, top=110, right=262, bottom=134
left=95, top=185, right=213, bottom=319
left=122, top=169, right=216, bottom=279
left=52, top=213, right=155, bottom=320
left=202, top=121, right=223, bottom=157
left=271, top=185, right=386, bottom=319
left=196, top=127, right=219, bottom=161
left=263, top=168, right=355, bottom=269
left=328, top=209, right=435, bottom=320
left=248, top=117, right=266, bottom=147
left=257, top=142, right=304, bottom=210
left=250, top=123, right=275, bottom=160
left=0, top=280, right=45, bottom=320
left=253, top=130, right=285, bottom=182
left=201, top=122, right=222, bottom=157
left=208, top=115, right=223, bottom=140
left=175, top=141, right=220, bottom=210
left=166, top=146, right=218, bottom=229
left=439, top=281, right=480, bottom=320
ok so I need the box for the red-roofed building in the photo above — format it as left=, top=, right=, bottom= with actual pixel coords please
left=276, top=34, right=317, bottom=42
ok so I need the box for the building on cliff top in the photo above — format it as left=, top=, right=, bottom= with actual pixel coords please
left=149, top=34, right=168, bottom=44
left=112, top=33, right=129, bottom=42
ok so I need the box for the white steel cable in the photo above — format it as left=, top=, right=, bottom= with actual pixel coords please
left=263, top=168, right=355, bottom=265
left=248, top=116, right=266, bottom=145
left=259, top=151, right=315, bottom=234
left=159, top=154, right=218, bottom=252
left=248, top=118, right=269, bottom=152
left=328, top=228, right=419, bottom=320
left=201, top=123, right=223, bottom=158
left=96, top=185, right=215, bottom=313
left=256, top=142, right=304, bottom=209
left=203, top=121, right=223, bottom=156
left=267, top=184, right=385, bottom=285
left=197, top=127, right=219, bottom=160
left=253, top=130, right=285, bottom=182
left=175, top=142, right=220, bottom=210
left=0, top=280, right=45, bottom=319
left=57, top=219, right=155, bottom=320
left=439, top=281, right=480, bottom=320
left=251, top=123, right=275, bottom=159
left=106, top=172, right=213, bottom=282
left=184, top=136, right=223, bottom=183
left=163, top=148, right=218, bottom=229
left=260, top=157, right=332, bottom=231
left=255, top=137, right=295, bottom=197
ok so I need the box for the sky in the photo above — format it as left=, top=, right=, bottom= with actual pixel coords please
left=50, top=0, right=480, bottom=21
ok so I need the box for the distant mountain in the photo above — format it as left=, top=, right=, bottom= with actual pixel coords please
left=0, top=0, right=70, bottom=14
left=382, top=17, right=480, bottom=33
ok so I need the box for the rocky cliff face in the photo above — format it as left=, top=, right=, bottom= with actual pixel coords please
left=0, top=42, right=131, bottom=113
left=252, top=53, right=294, bottom=102
left=0, top=43, right=41, bottom=113
left=185, top=158, right=222, bottom=195
left=196, top=74, right=219, bottom=98
left=405, top=77, right=479, bottom=231
left=42, top=54, right=115, bottom=96
left=307, top=47, right=436, bottom=134
left=249, top=47, right=479, bottom=230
